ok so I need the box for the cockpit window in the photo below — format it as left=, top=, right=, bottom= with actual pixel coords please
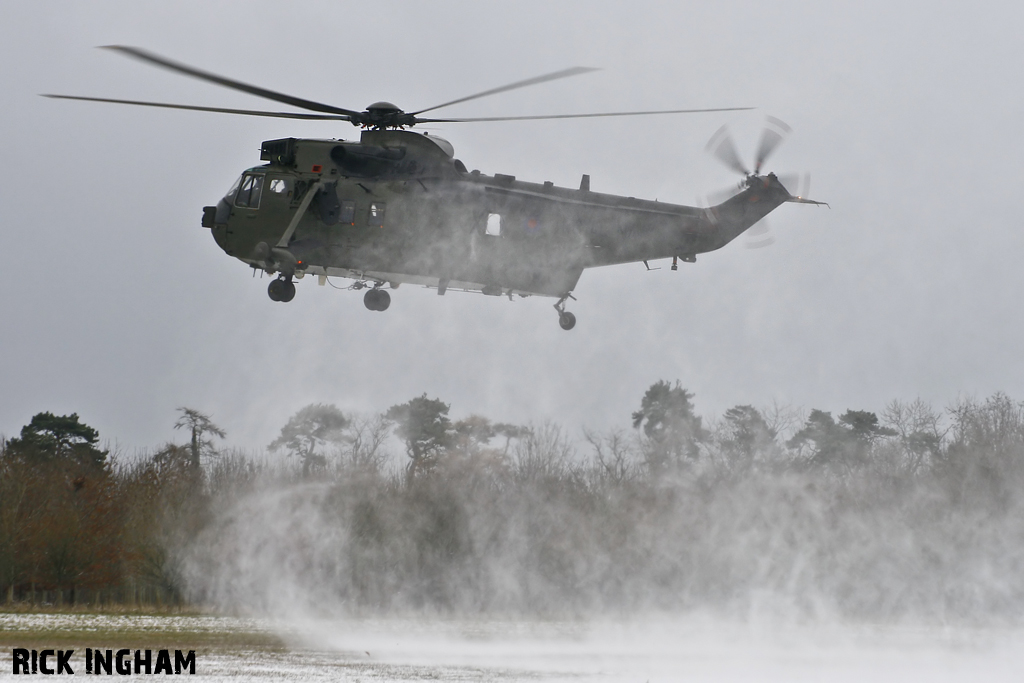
left=269, top=178, right=288, bottom=194
left=235, top=173, right=265, bottom=208
left=226, top=175, right=243, bottom=200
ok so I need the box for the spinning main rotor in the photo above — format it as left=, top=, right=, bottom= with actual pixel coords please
left=44, top=46, right=752, bottom=130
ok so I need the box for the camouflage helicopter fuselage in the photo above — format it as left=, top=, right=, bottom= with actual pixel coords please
left=205, top=129, right=795, bottom=325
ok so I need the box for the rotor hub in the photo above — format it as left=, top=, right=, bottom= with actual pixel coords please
left=366, top=101, right=401, bottom=113
left=361, top=101, right=414, bottom=129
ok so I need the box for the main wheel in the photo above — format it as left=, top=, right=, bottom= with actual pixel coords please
left=279, top=280, right=296, bottom=302
left=363, top=289, right=380, bottom=311
left=558, top=311, right=576, bottom=330
left=267, top=279, right=284, bottom=301
left=364, top=288, right=391, bottom=311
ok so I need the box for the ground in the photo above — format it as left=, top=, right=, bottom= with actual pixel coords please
left=2, top=610, right=1024, bottom=681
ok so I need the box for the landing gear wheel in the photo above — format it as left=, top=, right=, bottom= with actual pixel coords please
left=268, top=278, right=295, bottom=303
left=363, top=288, right=391, bottom=311
left=553, top=294, right=577, bottom=331
left=268, top=279, right=284, bottom=302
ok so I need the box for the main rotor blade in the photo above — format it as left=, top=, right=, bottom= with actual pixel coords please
left=42, top=94, right=352, bottom=120
left=754, top=115, right=791, bottom=174
left=412, top=66, right=599, bottom=115
left=101, top=45, right=362, bottom=118
left=705, top=125, right=749, bottom=175
left=418, top=106, right=753, bottom=123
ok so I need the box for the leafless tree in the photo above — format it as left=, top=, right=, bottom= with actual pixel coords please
left=174, top=408, right=226, bottom=470
left=584, top=428, right=639, bottom=482
left=881, top=398, right=946, bottom=475
left=339, top=414, right=390, bottom=473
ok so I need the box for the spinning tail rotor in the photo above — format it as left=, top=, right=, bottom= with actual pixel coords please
left=705, top=116, right=801, bottom=191
left=702, top=117, right=826, bottom=248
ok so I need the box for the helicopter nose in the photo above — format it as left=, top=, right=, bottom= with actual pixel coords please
left=210, top=222, right=230, bottom=254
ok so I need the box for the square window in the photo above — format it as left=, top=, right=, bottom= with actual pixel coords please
left=340, top=201, right=356, bottom=224
left=368, top=202, right=386, bottom=227
left=485, top=213, right=501, bottom=236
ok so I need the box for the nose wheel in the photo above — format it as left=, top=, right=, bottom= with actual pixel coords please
left=364, top=287, right=391, bottom=311
left=267, top=276, right=296, bottom=302
left=554, top=294, right=577, bottom=331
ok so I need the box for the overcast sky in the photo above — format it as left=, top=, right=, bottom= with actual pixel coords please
left=1, top=0, right=1022, bottom=451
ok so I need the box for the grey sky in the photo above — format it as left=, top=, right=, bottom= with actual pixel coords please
left=1, top=0, right=1022, bottom=451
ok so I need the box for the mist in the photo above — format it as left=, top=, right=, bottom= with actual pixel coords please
left=158, top=393, right=1024, bottom=626
left=5, top=390, right=1024, bottom=679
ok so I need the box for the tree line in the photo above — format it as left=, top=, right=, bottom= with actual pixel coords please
left=2, top=384, right=1023, bottom=620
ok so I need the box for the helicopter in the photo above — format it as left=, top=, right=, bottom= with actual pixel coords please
left=45, top=47, right=825, bottom=330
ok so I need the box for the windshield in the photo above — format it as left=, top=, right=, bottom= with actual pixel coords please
left=225, top=175, right=242, bottom=201
left=235, top=173, right=265, bottom=209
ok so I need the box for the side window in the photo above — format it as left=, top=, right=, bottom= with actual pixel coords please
left=269, top=178, right=288, bottom=194
left=485, top=213, right=502, bottom=236
left=340, top=201, right=356, bottom=225
left=368, top=202, right=386, bottom=227
left=235, top=173, right=265, bottom=209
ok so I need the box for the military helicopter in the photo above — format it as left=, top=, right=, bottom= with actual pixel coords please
left=46, top=47, right=825, bottom=330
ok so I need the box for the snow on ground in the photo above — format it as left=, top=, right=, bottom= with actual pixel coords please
left=3, top=613, right=1023, bottom=681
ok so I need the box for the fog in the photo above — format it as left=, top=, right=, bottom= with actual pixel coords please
left=173, top=396, right=1024, bottom=625
left=6, top=391, right=1024, bottom=679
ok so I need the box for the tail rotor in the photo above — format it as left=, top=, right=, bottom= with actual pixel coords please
left=701, top=116, right=824, bottom=248
left=753, top=115, right=791, bottom=174
left=706, top=124, right=750, bottom=176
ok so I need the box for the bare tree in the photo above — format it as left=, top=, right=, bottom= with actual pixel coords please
left=512, top=422, right=576, bottom=481
left=943, top=393, right=1024, bottom=508
left=761, top=400, right=804, bottom=444
left=584, top=428, right=639, bottom=482
left=881, top=398, right=945, bottom=475
left=174, top=408, right=226, bottom=470
left=341, top=414, right=390, bottom=472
